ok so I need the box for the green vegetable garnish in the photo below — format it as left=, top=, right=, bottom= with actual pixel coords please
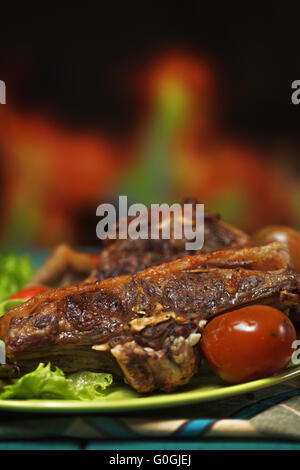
left=0, top=363, right=113, bottom=400
left=0, top=253, right=34, bottom=302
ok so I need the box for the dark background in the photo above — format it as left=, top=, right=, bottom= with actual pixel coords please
left=0, top=4, right=299, bottom=138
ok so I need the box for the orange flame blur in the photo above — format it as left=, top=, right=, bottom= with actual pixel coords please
left=0, top=108, right=121, bottom=246
left=0, top=52, right=297, bottom=248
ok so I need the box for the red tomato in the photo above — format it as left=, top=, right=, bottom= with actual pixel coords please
left=200, top=305, right=296, bottom=384
left=9, top=286, right=48, bottom=301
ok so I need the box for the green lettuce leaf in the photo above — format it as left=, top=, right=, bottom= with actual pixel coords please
left=0, top=253, right=34, bottom=302
left=0, top=363, right=113, bottom=400
left=67, top=370, right=113, bottom=400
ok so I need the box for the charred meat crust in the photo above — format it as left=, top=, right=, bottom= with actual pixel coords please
left=30, top=244, right=100, bottom=287
left=0, top=243, right=290, bottom=344
left=93, top=212, right=253, bottom=280
left=28, top=210, right=252, bottom=288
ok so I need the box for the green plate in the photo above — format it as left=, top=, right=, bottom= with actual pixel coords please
left=0, top=364, right=299, bottom=414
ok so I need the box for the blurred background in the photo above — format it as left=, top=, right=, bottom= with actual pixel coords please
left=1, top=4, right=300, bottom=249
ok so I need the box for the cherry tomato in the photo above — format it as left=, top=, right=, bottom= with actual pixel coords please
left=200, top=305, right=296, bottom=384
left=9, top=286, right=48, bottom=301
left=253, top=225, right=300, bottom=273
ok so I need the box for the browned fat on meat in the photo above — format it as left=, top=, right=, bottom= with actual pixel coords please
left=31, top=211, right=252, bottom=288
left=93, top=212, right=253, bottom=280
left=1, top=243, right=299, bottom=393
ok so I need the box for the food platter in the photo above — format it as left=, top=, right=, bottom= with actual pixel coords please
left=1, top=224, right=300, bottom=414
left=0, top=364, right=299, bottom=414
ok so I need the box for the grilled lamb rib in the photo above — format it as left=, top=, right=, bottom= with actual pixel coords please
left=92, top=211, right=252, bottom=281
left=1, top=242, right=299, bottom=393
left=30, top=210, right=252, bottom=287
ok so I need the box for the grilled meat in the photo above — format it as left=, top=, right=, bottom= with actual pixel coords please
left=30, top=244, right=100, bottom=288
left=1, top=242, right=299, bottom=393
left=32, top=209, right=252, bottom=287
left=93, top=211, right=252, bottom=281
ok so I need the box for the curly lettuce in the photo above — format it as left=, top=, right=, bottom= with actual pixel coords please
left=0, top=363, right=113, bottom=401
left=0, top=253, right=34, bottom=302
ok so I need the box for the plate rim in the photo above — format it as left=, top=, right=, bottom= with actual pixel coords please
left=0, top=364, right=299, bottom=414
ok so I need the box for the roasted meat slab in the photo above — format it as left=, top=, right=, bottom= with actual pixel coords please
left=31, top=211, right=252, bottom=287
left=93, top=212, right=252, bottom=280
left=29, top=244, right=100, bottom=288
left=1, top=242, right=299, bottom=393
